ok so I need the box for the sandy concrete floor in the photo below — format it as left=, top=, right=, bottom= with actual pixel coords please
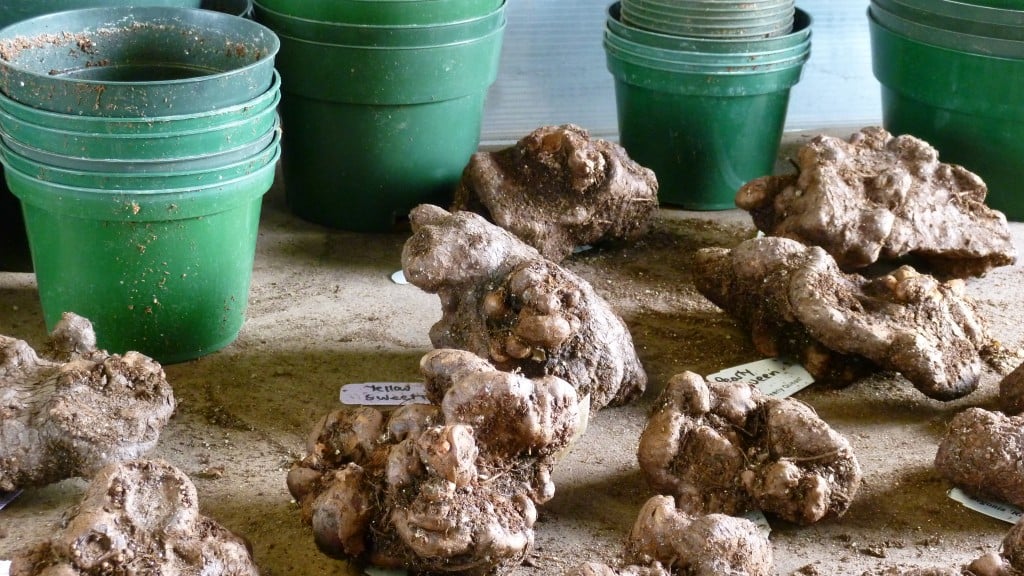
left=2, top=133, right=1023, bottom=575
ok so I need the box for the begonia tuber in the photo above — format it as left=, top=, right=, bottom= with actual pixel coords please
left=637, top=371, right=861, bottom=525
left=735, top=126, right=1016, bottom=279
left=401, top=204, right=647, bottom=412
left=453, top=124, right=659, bottom=262
left=999, top=361, right=1024, bottom=415
left=287, top=348, right=586, bottom=575
left=0, top=313, right=175, bottom=491
left=693, top=236, right=999, bottom=401
left=935, top=407, right=1024, bottom=509
left=11, top=459, right=258, bottom=576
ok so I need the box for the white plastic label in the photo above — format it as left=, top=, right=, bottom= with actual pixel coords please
left=744, top=509, right=772, bottom=537
left=390, top=270, right=409, bottom=285
left=707, top=358, right=815, bottom=398
left=948, top=488, right=1022, bottom=525
left=340, top=382, right=429, bottom=406
left=0, top=490, right=21, bottom=511
left=1, top=560, right=10, bottom=576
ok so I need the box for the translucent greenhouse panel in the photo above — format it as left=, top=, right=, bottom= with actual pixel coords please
left=480, top=0, right=879, bottom=145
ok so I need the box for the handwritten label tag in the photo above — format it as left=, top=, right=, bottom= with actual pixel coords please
left=707, top=358, right=814, bottom=399
left=1, top=560, right=10, bottom=576
left=0, top=490, right=21, bottom=511
left=390, top=270, right=409, bottom=285
left=948, top=488, right=1022, bottom=524
left=744, top=509, right=772, bottom=537
left=365, top=568, right=407, bottom=576
left=341, top=382, right=429, bottom=406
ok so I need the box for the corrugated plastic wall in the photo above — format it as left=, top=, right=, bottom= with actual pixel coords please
left=479, top=0, right=878, bottom=144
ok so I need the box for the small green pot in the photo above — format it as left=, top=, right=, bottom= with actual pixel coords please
left=0, top=7, right=279, bottom=117
left=870, top=12, right=1024, bottom=219
left=253, top=0, right=500, bottom=25
left=606, top=39, right=807, bottom=209
left=2, top=150, right=279, bottom=363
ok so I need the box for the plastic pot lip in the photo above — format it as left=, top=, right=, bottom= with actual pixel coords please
left=607, top=3, right=811, bottom=52
left=254, top=0, right=501, bottom=25
left=604, top=27, right=810, bottom=62
left=872, top=0, right=1024, bottom=41
left=635, top=0, right=793, bottom=14
left=254, top=0, right=504, bottom=32
left=885, top=0, right=1024, bottom=26
left=1, top=124, right=280, bottom=172
left=869, top=3, right=1024, bottom=56
left=0, top=7, right=280, bottom=86
left=274, top=20, right=505, bottom=51
left=621, top=10, right=794, bottom=38
left=0, top=96, right=279, bottom=142
left=604, top=36, right=809, bottom=73
left=622, top=2, right=794, bottom=24
left=0, top=128, right=281, bottom=184
left=0, top=70, right=281, bottom=129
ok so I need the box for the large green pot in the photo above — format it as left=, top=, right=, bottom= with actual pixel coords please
left=253, top=0, right=503, bottom=46
left=253, top=0, right=500, bottom=25
left=2, top=150, right=279, bottom=362
left=870, top=12, right=1024, bottom=219
left=606, top=39, right=807, bottom=209
left=275, top=24, right=504, bottom=231
left=0, top=7, right=278, bottom=117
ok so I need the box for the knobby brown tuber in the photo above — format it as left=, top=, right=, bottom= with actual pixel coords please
left=999, top=361, right=1024, bottom=415
left=453, top=124, right=659, bottom=262
left=565, top=495, right=773, bottom=576
left=11, top=459, right=258, bottom=576
left=401, top=204, right=647, bottom=412
left=637, top=372, right=861, bottom=525
left=736, top=126, right=1015, bottom=279
left=0, top=313, right=175, bottom=491
left=287, top=348, right=586, bottom=575
left=935, top=407, right=1024, bottom=509
left=693, top=236, right=1000, bottom=401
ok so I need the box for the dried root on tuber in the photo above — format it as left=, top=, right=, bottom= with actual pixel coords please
left=736, top=126, right=1015, bottom=279
left=287, top=348, right=586, bottom=575
left=401, top=204, right=647, bottom=412
left=693, top=236, right=1000, bottom=401
left=0, top=313, right=175, bottom=491
left=11, top=459, right=258, bottom=576
left=453, top=124, right=659, bottom=262
left=637, top=372, right=861, bottom=525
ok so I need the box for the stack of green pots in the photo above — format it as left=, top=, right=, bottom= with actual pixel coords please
left=868, top=0, right=1024, bottom=219
left=253, top=0, right=506, bottom=232
left=0, top=7, right=281, bottom=363
left=604, top=1, right=811, bottom=210
left=0, top=0, right=254, bottom=273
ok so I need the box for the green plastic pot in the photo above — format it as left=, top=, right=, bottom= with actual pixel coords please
left=0, top=0, right=253, bottom=27
left=253, top=0, right=500, bottom=25
left=888, top=0, right=1024, bottom=26
left=606, top=40, right=807, bottom=209
left=872, top=0, right=1024, bottom=41
left=607, top=3, right=811, bottom=53
left=0, top=101, right=278, bottom=161
left=275, top=25, right=504, bottom=103
left=0, top=129, right=280, bottom=189
left=870, top=12, right=1024, bottom=219
left=0, top=72, right=280, bottom=134
left=253, top=1, right=503, bottom=46
left=274, top=24, right=504, bottom=231
left=2, top=151, right=278, bottom=363
left=2, top=124, right=278, bottom=173
left=869, top=2, right=1024, bottom=56
left=0, top=7, right=279, bottom=117
left=604, top=30, right=810, bottom=67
